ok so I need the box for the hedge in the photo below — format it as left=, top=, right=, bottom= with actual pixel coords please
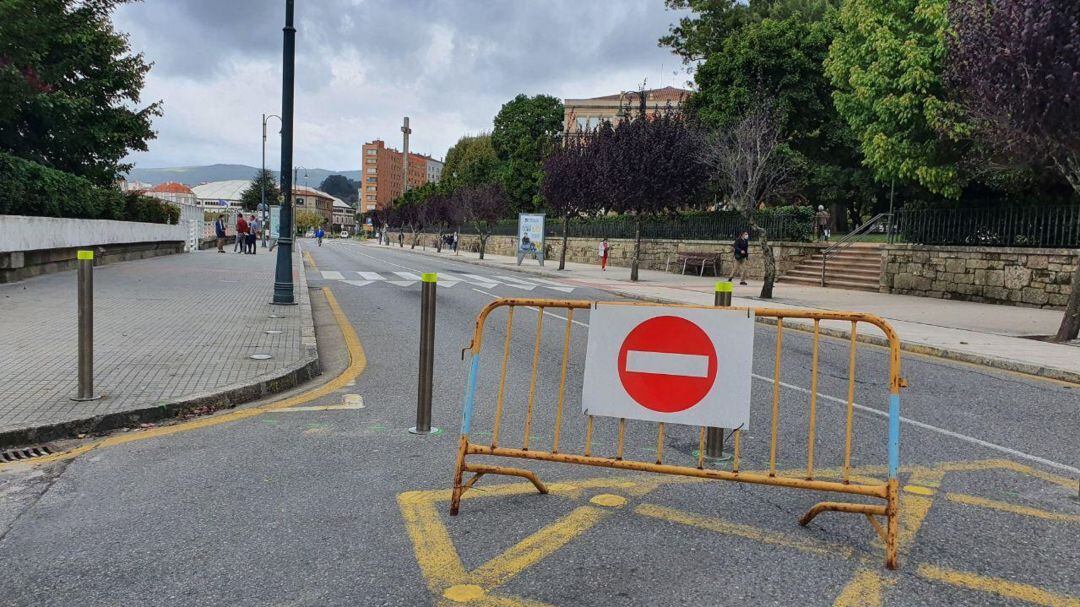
left=0, top=151, right=178, bottom=224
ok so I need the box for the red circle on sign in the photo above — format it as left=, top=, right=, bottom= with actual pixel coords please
left=617, top=316, right=718, bottom=413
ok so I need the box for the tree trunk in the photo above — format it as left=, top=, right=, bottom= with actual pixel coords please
left=436, top=230, right=443, bottom=253
left=559, top=214, right=569, bottom=270
left=479, top=234, right=488, bottom=260
left=1053, top=257, right=1080, bottom=342
left=631, top=215, right=642, bottom=282
left=759, top=235, right=777, bottom=299
left=411, top=229, right=418, bottom=249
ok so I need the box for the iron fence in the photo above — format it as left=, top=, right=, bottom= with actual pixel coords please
left=897, top=206, right=1080, bottom=248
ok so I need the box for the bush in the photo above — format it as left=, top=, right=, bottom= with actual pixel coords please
left=0, top=151, right=176, bottom=224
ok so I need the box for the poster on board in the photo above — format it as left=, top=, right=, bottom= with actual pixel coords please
left=269, top=206, right=281, bottom=240
left=517, top=213, right=545, bottom=266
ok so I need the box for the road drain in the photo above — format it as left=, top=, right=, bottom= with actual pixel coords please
left=1, top=445, right=54, bottom=462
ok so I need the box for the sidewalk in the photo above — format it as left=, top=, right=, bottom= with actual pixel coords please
left=0, top=246, right=319, bottom=447
left=373, top=241, right=1080, bottom=384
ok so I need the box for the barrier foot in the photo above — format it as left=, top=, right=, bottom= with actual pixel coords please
left=464, top=463, right=548, bottom=495
left=799, top=501, right=887, bottom=527
left=449, top=436, right=468, bottom=516
left=885, top=478, right=900, bottom=570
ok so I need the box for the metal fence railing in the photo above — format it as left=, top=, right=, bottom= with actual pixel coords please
left=897, top=206, right=1080, bottom=248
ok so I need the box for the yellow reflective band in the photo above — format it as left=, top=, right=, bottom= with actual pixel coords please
left=715, top=281, right=733, bottom=293
left=421, top=272, right=438, bottom=283
left=77, top=250, right=94, bottom=260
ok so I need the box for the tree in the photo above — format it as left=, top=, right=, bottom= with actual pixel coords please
left=688, top=11, right=879, bottom=228
left=443, top=134, right=500, bottom=189
left=294, top=209, right=325, bottom=234
left=491, top=94, right=565, bottom=212
left=318, top=174, right=360, bottom=203
left=701, top=104, right=795, bottom=298
left=946, top=0, right=1080, bottom=341
left=459, top=183, right=509, bottom=260
left=0, top=0, right=161, bottom=186
left=239, top=169, right=281, bottom=211
left=541, top=130, right=603, bottom=270
left=595, top=95, right=711, bottom=281
left=826, top=0, right=969, bottom=198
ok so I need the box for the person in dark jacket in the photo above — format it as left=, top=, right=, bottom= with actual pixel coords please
left=730, top=231, right=750, bottom=285
left=214, top=214, right=227, bottom=253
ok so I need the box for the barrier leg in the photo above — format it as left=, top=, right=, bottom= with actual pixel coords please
left=885, top=478, right=899, bottom=570
left=463, top=463, right=548, bottom=495
left=449, top=435, right=468, bottom=516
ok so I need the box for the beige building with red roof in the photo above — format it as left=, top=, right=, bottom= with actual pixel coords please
left=144, top=181, right=197, bottom=207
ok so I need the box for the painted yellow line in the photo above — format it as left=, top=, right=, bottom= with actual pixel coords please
left=832, top=569, right=891, bottom=607
left=303, top=250, right=317, bottom=270
left=0, top=288, right=366, bottom=471
left=633, top=503, right=857, bottom=560
left=917, top=564, right=1080, bottom=607
left=947, top=493, right=1080, bottom=523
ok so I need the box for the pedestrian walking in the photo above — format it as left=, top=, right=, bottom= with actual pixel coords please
left=315, top=226, right=324, bottom=246
left=214, top=214, right=227, bottom=253
left=730, top=230, right=750, bottom=285
left=815, top=205, right=831, bottom=241
left=398, top=231, right=404, bottom=247
left=598, top=238, right=609, bottom=271
left=452, top=231, right=459, bottom=254
left=235, top=214, right=248, bottom=253
left=248, top=215, right=261, bottom=255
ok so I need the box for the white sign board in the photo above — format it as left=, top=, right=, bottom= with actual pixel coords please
left=517, top=213, right=544, bottom=253
left=269, top=206, right=281, bottom=239
left=582, top=304, right=754, bottom=429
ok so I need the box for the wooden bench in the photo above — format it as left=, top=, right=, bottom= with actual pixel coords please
left=677, top=253, right=721, bottom=276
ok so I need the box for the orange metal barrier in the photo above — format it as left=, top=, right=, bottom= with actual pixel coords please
left=450, top=298, right=907, bottom=569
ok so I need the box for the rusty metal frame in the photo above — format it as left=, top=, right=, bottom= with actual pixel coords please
left=449, top=298, right=906, bottom=569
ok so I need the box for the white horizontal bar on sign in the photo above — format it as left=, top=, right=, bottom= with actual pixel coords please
left=625, top=351, right=710, bottom=378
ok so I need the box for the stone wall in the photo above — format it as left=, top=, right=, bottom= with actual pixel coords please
left=881, top=245, right=1077, bottom=308
left=450, top=234, right=826, bottom=278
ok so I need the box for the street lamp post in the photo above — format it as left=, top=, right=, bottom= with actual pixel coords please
left=272, top=0, right=297, bottom=306
left=261, top=113, right=281, bottom=248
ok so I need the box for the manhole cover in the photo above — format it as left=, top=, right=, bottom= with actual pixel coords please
left=250, top=354, right=273, bottom=360
left=1, top=444, right=54, bottom=463
left=265, top=330, right=283, bottom=335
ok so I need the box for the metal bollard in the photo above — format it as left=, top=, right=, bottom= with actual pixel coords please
left=411, top=273, right=439, bottom=434
left=705, top=280, right=734, bottom=458
left=72, top=250, right=101, bottom=401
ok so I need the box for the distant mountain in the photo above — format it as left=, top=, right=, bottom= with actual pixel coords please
left=124, top=164, right=363, bottom=187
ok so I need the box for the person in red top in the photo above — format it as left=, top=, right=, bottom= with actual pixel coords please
left=235, top=215, right=248, bottom=253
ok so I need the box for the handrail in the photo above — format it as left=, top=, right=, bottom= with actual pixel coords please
left=821, top=212, right=891, bottom=287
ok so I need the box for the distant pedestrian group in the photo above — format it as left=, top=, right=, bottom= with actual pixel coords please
left=213, top=213, right=261, bottom=254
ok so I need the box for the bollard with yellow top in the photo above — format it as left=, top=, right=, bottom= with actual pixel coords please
left=704, top=280, right=734, bottom=458
left=411, top=272, right=439, bottom=434
left=72, top=250, right=101, bottom=401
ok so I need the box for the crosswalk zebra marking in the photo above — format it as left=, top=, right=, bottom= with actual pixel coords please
left=321, top=271, right=345, bottom=280
left=463, top=274, right=498, bottom=285
left=343, top=280, right=374, bottom=288
left=387, top=280, right=417, bottom=287
left=393, top=271, right=423, bottom=281
left=358, top=272, right=384, bottom=280
left=316, top=269, right=574, bottom=292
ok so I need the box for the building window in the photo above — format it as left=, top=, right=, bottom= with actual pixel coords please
left=366, top=204, right=375, bottom=210
left=366, top=176, right=376, bottom=182
left=366, top=194, right=376, bottom=201
left=366, top=149, right=377, bottom=155
left=366, top=158, right=376, bottom=164
left=366, top=168, right=376, bottom=174
left=366, top=185, right=376, bottom=192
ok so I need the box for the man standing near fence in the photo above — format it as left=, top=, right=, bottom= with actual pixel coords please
left=598, top=238, right=610, bottom=271
left=235, top=214, right=248, bottom=253
left=730, top=230, right=749, bottom=285
left=815, top=205, right=831, bottom=241
left=214, top=214, right=226, bottom=253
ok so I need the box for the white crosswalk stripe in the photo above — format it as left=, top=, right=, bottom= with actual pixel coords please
left=315, top=269, right=574, bottom=292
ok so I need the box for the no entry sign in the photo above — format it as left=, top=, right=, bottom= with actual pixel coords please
left=582, top=304, right=753, bottom=428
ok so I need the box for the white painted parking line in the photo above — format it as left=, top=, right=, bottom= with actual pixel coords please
left=321, top=271, right=344, bottom=280
left=358, top=272, right=384, bottom=280
left=393, top=271, right=423, bottom=281
left=463, top=274, right=498, bottom=285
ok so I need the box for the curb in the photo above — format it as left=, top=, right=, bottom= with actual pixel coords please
left=372, top=242, right=1080, bottom=386
left=0, top=246, right=322, bottom=449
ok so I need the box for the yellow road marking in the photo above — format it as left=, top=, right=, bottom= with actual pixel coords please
left=833, top=569, right=892, bottom=607
left=917, top=564, right=1080, bottom=607
left=589, top=493, right=628, bottom=508
left=278, top=394, right=365, bottom=412
left=904, top=485, right=936, bottom=496
left=303, top=250, right=317, bottom=270
left=947, top=493, right=1080, bottom=523
left=634, top=503, right=856, bottom=560
left=0, top=288, right=366, bottom=471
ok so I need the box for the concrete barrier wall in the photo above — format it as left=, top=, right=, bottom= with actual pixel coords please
left=881, top=244, right=1077, bottom=308
left=0, top=215, right=187, bottom=283
left=446, top=233, right=826, bottom=278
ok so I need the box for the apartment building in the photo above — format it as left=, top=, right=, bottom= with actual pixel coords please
left=360, top=139, right=444, bottom=212
left=563, top=86, right=692, bottom=135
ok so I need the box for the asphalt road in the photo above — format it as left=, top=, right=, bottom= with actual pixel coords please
left=0, top=238, right=1076, bottom=607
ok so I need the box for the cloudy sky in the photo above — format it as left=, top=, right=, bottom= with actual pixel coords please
left=114, top=0, right=692, bottom=171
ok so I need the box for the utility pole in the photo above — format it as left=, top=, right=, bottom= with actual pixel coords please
left=261, top=113, right=281, bottom=248
left=272, top=0, right=296, bottom=305
left=401, top=116, right=411, bottom=197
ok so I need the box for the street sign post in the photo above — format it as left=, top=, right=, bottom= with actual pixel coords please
left=582, top=304, right=754, bottom=428
left=516, top=213, right=545, bottom=266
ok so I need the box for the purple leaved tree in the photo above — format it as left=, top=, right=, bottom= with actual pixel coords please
left=458, top=183, right=509, bottom=259
left=948, top=0, right=1080, bottom=341
left=541, top=130, right=603, bottom=270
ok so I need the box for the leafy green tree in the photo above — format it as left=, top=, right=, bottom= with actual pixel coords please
left=0, top=0, right=161, bottom=186
left=318, top=174, right=360, bottom=203
left=825, top=0, right=968, bottom=198
left=239, top=169, right=281, bottom=211
left=443, top=134, right=500, bottom=189
left=688, top=12, right=879, bottom=227
left=294, top=209, right=325, bottom=234
left=491, top=94, right=565, bottom=212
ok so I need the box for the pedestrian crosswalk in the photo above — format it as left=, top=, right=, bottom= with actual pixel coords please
left=318, top=270, right=576, bottom=293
